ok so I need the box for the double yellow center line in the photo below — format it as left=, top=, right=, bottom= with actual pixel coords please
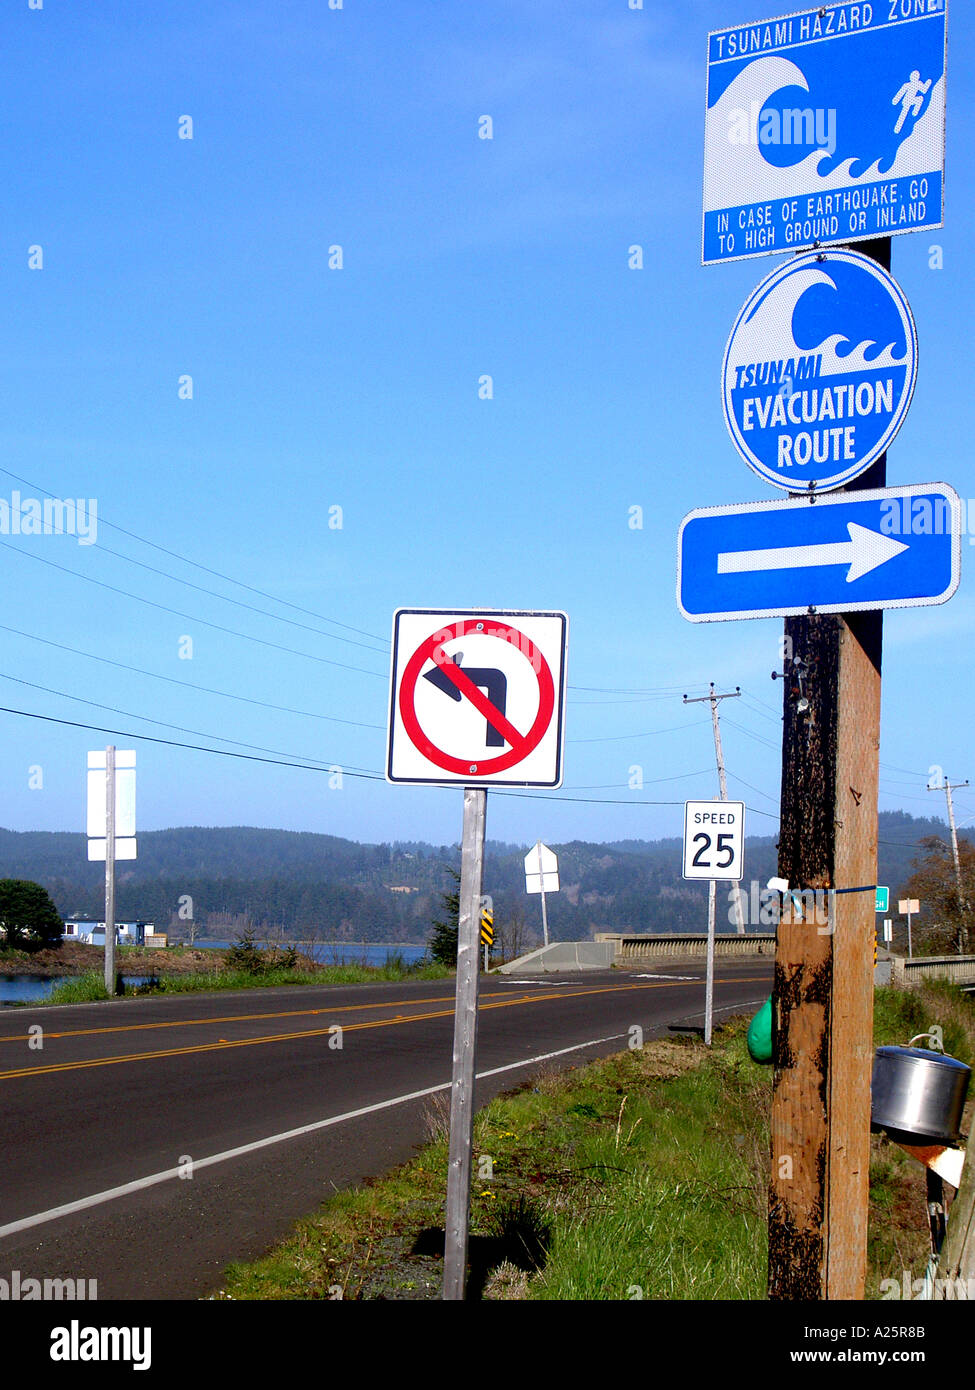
left=0, top=977, right=769, bottom=1083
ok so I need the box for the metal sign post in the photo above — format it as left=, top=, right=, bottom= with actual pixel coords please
left=537, top=843, right=549, bottom=948
left=443, top=787, right=487, bottom=1301
left=705, top=880, right=716, bottom=1046
left=682, top=800, right=745, bottom=1044
left=104, top=746, right=116, bottom=995
left=899, top=897, right=920, bottom=958
left=386, top=608, right=568, bottom=1300
left=86, top=747, right=137, bottom=996
left=525, top=841, right=559, bottom=948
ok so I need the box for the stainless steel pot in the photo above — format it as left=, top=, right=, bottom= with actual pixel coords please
left=871, top=1046, right=971, bottom=1144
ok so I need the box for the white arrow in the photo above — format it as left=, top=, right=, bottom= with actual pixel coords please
left=717, top=523, right=909, bottom=584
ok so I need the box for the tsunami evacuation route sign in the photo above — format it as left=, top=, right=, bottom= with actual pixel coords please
left=722, top=248, right=918, bottom=493
left=386, top=609, right=568, bottom=787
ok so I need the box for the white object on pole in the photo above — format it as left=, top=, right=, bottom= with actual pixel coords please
left=525, top=841, right=557, bottom=949
left=524, top=842, right=558, bottom=894
left=87, top=750, right=137, bottom=860
left=883, top=919, right=893, bottom=945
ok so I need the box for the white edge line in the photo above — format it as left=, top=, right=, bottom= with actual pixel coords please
left=0, top=1033, right=627, bottom=1240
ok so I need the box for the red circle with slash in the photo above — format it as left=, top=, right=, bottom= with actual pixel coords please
left=399, top=620, right=555, bottom=776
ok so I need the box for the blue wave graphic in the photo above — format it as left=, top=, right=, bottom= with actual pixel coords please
left=711, top=21, right=945, bottom=181
left=791, top=262, right=908, bottom=363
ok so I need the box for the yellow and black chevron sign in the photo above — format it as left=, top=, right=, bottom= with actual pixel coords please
left=480, top=907, right=494, bottom=949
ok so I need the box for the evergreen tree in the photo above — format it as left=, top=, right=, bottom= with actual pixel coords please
left=0, top=879, right=64, bottom=951
left=428, top=868, right=460, bottom=966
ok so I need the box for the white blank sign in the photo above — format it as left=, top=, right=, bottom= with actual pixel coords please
left=525, top=841, right=559, bottom=894
left=87, top=750, right=137, bottom=859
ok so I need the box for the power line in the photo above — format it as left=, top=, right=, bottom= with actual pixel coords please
left=721, top=714, right=781, bottom=753
left=562, top=768, right=717, bottom=791
left=0, top=701, right=780, bottom=821
left=0, top=623, right=386, bottom=730
left=0, top=674, right=377, bottom=772
left=0, top=465, right=388, bottom=646
left=568, top=693, right=702, bottom=705
left=0, top=468, right=763, bottom=705
left=0, top=705, right=389, bottom=780
left=77, top=537, right=388, bottom=654
left=568, top=719, right=710, bottom=744
left=0, top=541, right=387, bottom=679
left=739, top=690, right=782, bottom=724
left=725, top=768, right=780, bottom=808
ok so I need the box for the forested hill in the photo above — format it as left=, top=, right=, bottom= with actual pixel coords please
left=0, top=811, right=953, bottom=946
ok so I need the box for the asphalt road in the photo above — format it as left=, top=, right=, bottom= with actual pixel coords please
left=0, top=960, right=772, bottom=1299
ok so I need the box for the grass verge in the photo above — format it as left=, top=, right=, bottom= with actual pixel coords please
left=33, top=957, right=450, bottom=1004
left=127, top=960, right=450, bottom=994
left=217, top=1021, right=771, bottom=1301
left=48, top=972, right=112, bottom=1005
left=214, top=982, right=975, bottom=1302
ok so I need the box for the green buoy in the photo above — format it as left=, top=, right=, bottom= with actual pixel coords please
left=747, top=995, right=773, bottom=1064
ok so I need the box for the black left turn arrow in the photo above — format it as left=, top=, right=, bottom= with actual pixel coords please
left=423, top=652, right=509, bottom=747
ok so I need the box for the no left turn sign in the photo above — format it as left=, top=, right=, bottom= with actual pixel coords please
left=386, top=610, right=568, bottom=787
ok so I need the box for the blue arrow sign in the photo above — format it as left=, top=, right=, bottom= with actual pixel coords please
left=678, top=484, right=961, bottom=623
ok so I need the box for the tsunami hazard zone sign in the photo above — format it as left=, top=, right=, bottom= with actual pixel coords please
left=386, top=610, right=568, bottom=787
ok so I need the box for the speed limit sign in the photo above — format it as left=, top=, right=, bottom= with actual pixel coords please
left=682, top=800, right=745, bottom=881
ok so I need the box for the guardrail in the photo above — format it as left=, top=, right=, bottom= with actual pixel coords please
left=890, top=955, right=975, bottom=987
left=594, top=932, right=776, bottom=960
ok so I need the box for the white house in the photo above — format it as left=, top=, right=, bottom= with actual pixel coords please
left=62, top=921, right=157, bottom=946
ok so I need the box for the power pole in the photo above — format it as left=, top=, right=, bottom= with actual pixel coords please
left=927, top=775, right=970, bottom=953
left=683, top=685, right=746, bottom=935
left=767, top=235, right=889, bottom=1303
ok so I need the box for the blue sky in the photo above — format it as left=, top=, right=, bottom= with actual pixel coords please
left=0, top=0, right=972, bottom=852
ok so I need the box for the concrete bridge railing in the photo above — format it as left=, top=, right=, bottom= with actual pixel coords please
left=594, top=932, right=776, bottom=961
left=890, top=955, right=975, bottom=987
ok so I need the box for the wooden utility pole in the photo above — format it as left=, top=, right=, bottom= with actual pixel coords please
left=927, top=776, right=971, bottom=952
left=683, top=685, right=746, bottom=935
left=442, top=787, right=487, bottom=1300
left=768, top=237, right=889, bottom=1302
